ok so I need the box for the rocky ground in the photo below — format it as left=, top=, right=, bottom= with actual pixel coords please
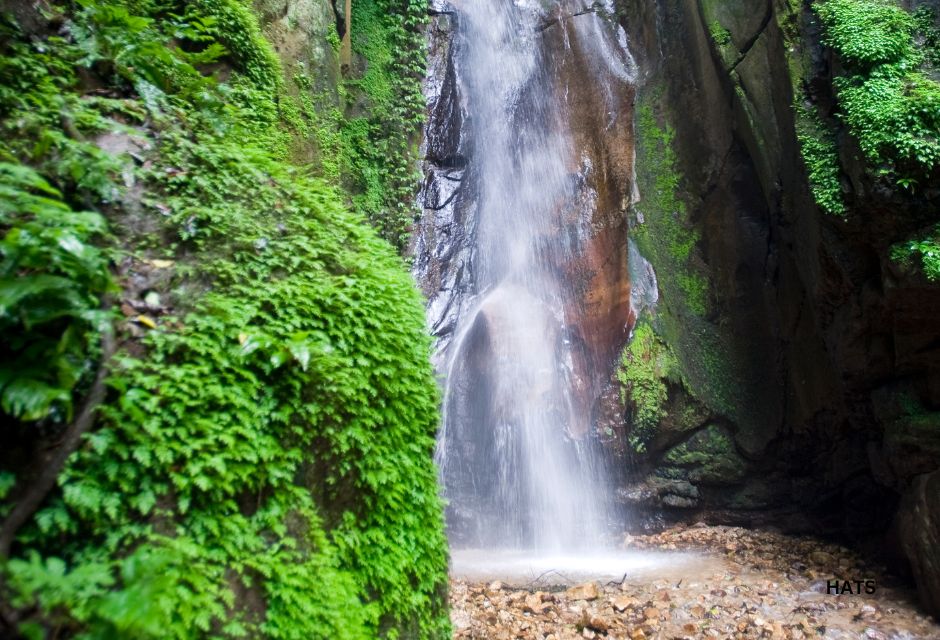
left=450, top=524, right=940, bottom=639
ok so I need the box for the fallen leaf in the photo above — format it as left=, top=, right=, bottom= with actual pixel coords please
left=135, top=315, right=157, bottom=329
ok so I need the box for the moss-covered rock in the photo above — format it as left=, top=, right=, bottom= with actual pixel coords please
left=662, top=425, right=748, bottom=486
left=0, top=2, right=449, bottom=637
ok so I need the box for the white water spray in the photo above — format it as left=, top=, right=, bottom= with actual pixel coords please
left=432, top=0, right=639, bottom=552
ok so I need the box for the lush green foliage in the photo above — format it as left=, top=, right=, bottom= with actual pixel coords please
left=814, top=0, right=940, bottom=181
left=834, top=69, right=940, bottom=177
left=913, top=6, right=940, bottom=67
left=793, top=104, right=845, bottom=215
left=806, top=0, right=940, bottom=282
left=8, top=546, right=198, bottom=640
left=337, top=0, right=428, bottom=251
left=617, top=320, right=679, bottom=454
left=708, top=21, right=732, bottom=47
left=891, top=227, right=940, bottom=280
left=815, top=0, right=914, bottom=67
left=0, top=1, right=449, bottom=637
left=632, top=102, right=708, bottom=317
left=0, top=164, right=113, bottom=421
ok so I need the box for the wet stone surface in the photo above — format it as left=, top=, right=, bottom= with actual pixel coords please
left=449, top=525, right=940, bottom=639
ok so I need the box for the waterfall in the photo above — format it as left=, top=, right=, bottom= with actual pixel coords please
left=418, top=0, right=639, bottom=552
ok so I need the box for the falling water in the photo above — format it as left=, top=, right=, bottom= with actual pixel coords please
left=426, top=0, right=639, bottom=552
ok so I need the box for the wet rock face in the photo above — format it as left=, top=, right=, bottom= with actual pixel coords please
left=542, top=2, right=637, bottom=409
left=896, top=471, right=940, bottom=616
left=413, top=0, right=640, bottom=544
left=254, top=0, right=341, bottom=163
left=614, top=0, right=940, bottom=615
left=411, top=5, right=475, bottom=366
left=412, top=1, right=637, bottom=430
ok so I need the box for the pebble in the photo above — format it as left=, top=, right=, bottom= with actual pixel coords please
left=449, top=525, right=940, bottom=639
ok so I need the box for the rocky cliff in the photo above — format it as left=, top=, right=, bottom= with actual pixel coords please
left=613, top=0, right=940, bottom=617
left=412, top=0, right=940, bottom=617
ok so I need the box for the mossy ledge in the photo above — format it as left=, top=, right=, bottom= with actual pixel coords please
left=0, top=1, right=449, bottom=638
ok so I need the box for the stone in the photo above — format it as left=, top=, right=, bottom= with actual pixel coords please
left=662, top=425, right=748, bottom=486
left=567, top=582, right=600, bottom=601
left=895, top=470, right=940, bottom=617
left=611, top=595, right=638, bottom=612
left=579, top=608, right=609, bottom=633
left=523, top=593, right=553, bottom=615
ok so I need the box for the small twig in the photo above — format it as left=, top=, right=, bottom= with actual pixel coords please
left=607, top=573, right=628, bottom=587
left=525, top=568, right=571, bottom=588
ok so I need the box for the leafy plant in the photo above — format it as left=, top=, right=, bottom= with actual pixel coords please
left=815, top=0, right=914, bottom=67
left=0, top=1, right=449, bottom=637
left=709, top=21, right=732, bottom=47
left=891, top=227, right=940, bottom=280
left=913, top=5, right=940, bottom=66
left=813, top=0, right=940, bottom=178
left=7, top=545, right=193, bottom=640
left=806, top=0, right=940, bottom=280
left=339, top=0, right=428, bottom=251
left=0, top=163, right=113, bottom=422
left=793, top=103, right=845, bottom=215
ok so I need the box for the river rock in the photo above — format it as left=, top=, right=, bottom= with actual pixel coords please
left=579, top=608, right=609, bottom=633
left=523, top=592, right=553, bottom=614
left=611, top=595, right=638, bottom=612
left=566, top=581, right=600, bottom=601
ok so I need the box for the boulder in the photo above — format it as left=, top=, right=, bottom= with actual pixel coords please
left=895, top=470, right=940, bottom=617
left=661, top=424, right=748, bottom=486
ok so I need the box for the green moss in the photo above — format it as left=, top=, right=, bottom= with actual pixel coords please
left=782, top=0, right=940, bottom=280
left=913, top=6, right=940, bottom=67
left=815, top=0, right=914, bottom=67
left=327, top=24, right=342, bottom=52
left=617, top=319, right=679, bottom=453
left=190, top=0, right=283, bottom=91
left=335, top=0, right=428, bottom=251
left=629, top=91, right=745, bottom=427
left=834, top=68, right=940, bottom=177
left=662, top=425, right=746, bottom=485
left=0, top=2, right=449, bottom=637
left=632, top=99, right=709, bottom=317
left=709, top=21, right=732, bottom=46
left=891, top=228, right=940, bottom=280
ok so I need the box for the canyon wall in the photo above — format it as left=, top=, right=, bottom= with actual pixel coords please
left=410, top=0, right=939, bottom=614
left=613, top=0, right=940, bottom=615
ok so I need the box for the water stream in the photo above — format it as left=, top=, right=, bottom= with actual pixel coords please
left=421, top=0, right=640, bottom=554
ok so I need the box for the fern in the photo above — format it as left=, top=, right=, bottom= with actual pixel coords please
left=0, top=163, right=112, bottom=422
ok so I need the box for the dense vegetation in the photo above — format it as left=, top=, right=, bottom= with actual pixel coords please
left=804, top=0, right=940, bottom=278
left=315, top=0, right=427, bottom=250
left=0, top=1, right=449, bottom=638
